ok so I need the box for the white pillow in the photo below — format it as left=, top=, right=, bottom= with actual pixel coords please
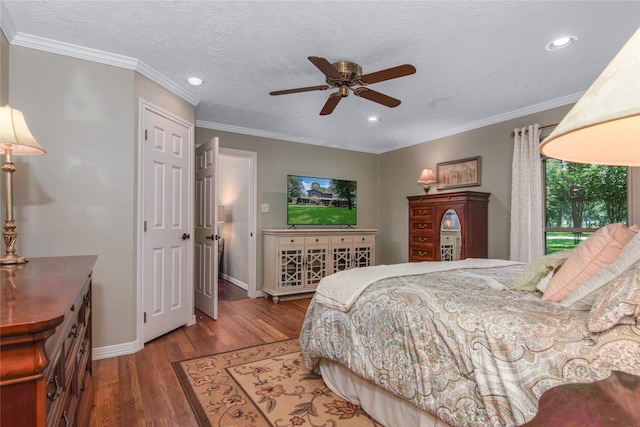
left=536, top=270, right=554, bottom=293
left=560, top=229, right=640, bottom=310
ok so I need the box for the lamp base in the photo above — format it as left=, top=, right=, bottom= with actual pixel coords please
left=0, top=253, right=27, bottom=265
left=422, top=184, right=432, bottom=193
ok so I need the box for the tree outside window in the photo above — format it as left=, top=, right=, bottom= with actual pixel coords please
left=544, top=159, right=628, bottom=253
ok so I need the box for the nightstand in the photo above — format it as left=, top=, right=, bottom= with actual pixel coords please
left=521, top=371, right=640, bottom=426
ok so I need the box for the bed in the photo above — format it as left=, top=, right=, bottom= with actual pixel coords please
left=299, top=224, right=640, bottom=427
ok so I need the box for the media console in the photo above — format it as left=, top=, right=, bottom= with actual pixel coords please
left=262, top=229, right=377, bottom=302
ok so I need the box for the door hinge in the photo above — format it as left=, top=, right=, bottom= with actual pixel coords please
left=144, top=221, right=147, bottom=232
left=144, top=129, right=148, bottom=141
left=144, top=312, right=147, bottom=323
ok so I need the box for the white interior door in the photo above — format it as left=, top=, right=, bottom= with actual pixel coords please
left=142, top=106, right=192, bottom=343
left=195, top=137, right=219, bottom=319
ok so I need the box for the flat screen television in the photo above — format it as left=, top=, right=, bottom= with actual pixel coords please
left=287, top=175, right=357, bottom=226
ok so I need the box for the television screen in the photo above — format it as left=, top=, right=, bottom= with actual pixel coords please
left=287, top=175, right=357, bottom=226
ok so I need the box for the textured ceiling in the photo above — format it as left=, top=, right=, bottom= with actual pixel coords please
left=1, top=1, right=639, bottom=153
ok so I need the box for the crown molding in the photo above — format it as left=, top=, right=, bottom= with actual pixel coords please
left=196, top=119, right=379, bottom=154
left=386, top=92, right=582, bottom=153
left=6, top=31, right=200, bottom=106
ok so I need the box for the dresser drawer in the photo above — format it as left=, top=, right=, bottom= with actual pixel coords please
left=410, top=234, right=434, bottom=246
left=409, top=220, right=435, bottom=233
left=409, top=246, right=435, bottom=261
left=331, top=235, right=353, bottom=244
left=410, top=205, right=434, bottom=218
left=352, top=234, right=375, bottom=244
left=279, top=236, right=305, bottom=245
left=305, top=236, right=329, bottom=245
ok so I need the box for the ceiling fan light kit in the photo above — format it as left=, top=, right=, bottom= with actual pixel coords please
left=269, top=56, right=416, bottom=115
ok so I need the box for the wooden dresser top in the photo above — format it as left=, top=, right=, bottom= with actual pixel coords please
left=1, top=255, right=97, bottom=336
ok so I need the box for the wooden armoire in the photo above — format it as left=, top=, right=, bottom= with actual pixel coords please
left=407, top=191, right=490, bottom=262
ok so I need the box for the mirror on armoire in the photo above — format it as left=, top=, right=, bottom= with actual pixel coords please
left=440, top=209, right=461, bottom=261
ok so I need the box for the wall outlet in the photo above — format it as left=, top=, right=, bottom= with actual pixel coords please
left=261, top=203, right=270, bottom=213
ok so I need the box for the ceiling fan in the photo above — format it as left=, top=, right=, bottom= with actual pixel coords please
left=269, top=56, right=417, bottom=115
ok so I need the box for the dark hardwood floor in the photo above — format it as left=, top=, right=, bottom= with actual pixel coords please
left=89, top=297, right=311, bottom=426
left=218, top=276, right=248, bottom=301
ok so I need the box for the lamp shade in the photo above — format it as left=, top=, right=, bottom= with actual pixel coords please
left=417, top=168, right=436, bottom=184
left=0, top=106, right=46, bottom=156
left=539, top=28, right=640, bottom=166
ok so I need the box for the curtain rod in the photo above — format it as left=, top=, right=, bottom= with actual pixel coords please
left=511, top=123, right=558, bottom=138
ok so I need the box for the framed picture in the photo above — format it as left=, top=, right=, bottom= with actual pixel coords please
left=436, top=156, right=481, bottom=190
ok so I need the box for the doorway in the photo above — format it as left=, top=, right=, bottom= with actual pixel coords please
left=218, top=148, right=257, bottom=300
left=138, top=99, right=194, bottom=344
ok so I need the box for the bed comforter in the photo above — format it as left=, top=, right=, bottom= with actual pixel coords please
left=299, top=260, right=640, bottom=426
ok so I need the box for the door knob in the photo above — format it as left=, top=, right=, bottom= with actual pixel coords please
left=205, top=235, right=215, bottom=240
left=181, top=233, right=190, bottom=240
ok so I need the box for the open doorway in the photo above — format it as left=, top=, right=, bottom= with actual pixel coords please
left=218, top=148, right=257, bottom=300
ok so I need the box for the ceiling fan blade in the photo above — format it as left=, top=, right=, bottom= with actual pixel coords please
left=353, top=87, right=401, bottom=108
left=320, top=93, right=342, bottom=115
left=359, top=64, right=416, bottom=85
left=270, top=85, right=331, bottom=96
left=308, top=56, right=343, bottom=80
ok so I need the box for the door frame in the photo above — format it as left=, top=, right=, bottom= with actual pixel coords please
left=135, top=98, right=196, bottom=349
left=219, top=148, right=259, bottom=298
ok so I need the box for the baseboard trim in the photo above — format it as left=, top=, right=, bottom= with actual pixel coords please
left=93, top=339, right=142, bottom=361
left=221, top=273, right=248, bottom=291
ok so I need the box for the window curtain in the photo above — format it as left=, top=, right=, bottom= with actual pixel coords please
left=510, top=124, right=544, bottom=262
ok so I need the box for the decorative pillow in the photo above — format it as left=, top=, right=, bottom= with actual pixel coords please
left=561, top=229, right=640, bottom=310
left=588, top=259, right=640, bottom=333
left=542, top=223, right=638, bottom=302
left=536, top=270, right=554, bottom=293
left=511, top=251, right=572, bottom=291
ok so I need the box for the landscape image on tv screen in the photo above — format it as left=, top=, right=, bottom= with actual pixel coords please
left=287, top=175, right=357, bottom=225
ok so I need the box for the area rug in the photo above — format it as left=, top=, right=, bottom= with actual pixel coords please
left=172, top=339, right=383, bottom=427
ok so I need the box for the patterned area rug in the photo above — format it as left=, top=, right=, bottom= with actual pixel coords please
left=172, top=339, right=383, bottom=427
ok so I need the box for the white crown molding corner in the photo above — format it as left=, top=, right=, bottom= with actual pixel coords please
left=136, top=60, right=200, bottom=106
left=92, top=339, right=142, bottom=361
left=8, top=32, right=200, bottom=107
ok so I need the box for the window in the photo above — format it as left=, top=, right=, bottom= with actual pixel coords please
left=544, top=159, right=628, bottom=254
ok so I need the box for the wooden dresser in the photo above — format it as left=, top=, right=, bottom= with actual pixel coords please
left=1, top=256, right=97, bottom=427
left=407, top=191, right=490, bottom=262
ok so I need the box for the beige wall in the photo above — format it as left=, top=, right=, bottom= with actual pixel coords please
left=378, top=104, right=575, bottom=264
left=1, top=30, right=8, bottom=105
left=196, top=128, right=379, bottom=289
left=8, top=45, right=194, bottom=348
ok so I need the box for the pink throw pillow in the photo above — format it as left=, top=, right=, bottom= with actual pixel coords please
left=542, top=223, right=638, bottom=302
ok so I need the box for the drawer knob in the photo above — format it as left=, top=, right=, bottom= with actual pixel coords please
left=419, top=251, right=427, bottom=256
left=418, top=224, right=426, bottom=229
left=418, top=237, right=426, bottom=242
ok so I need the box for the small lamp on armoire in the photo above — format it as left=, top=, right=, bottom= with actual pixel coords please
left=0, top=105, right=46, bottom=265
left=417, top=168, right=437, bottom=193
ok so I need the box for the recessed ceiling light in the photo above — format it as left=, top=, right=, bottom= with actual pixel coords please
left=545, top=35, right=578, bottom=51
left=367, top=117, right=380, bottom=123
left=187, top=76, right=204, bottom=86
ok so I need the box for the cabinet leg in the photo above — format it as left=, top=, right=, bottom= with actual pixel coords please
left=273, top=296, right=279, bottom=304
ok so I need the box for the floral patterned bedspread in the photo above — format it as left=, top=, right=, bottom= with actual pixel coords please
left=299, top=263, right=640, bottom=427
